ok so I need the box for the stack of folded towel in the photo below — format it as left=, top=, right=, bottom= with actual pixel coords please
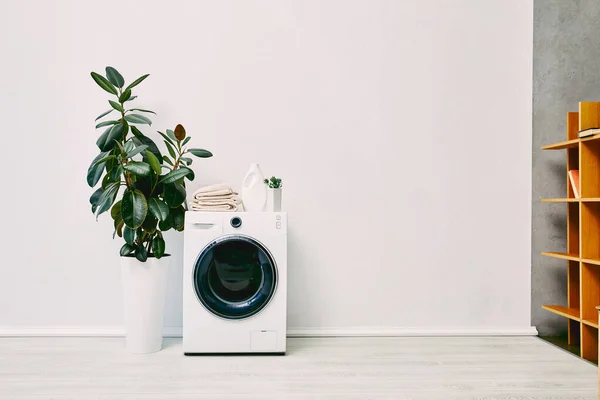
left=190, top=183, right=242, bottom=212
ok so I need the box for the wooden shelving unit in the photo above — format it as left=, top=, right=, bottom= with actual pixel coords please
left=541, top=105, right=600, bottom=362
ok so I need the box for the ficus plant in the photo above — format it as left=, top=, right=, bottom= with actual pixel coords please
left=87, top=66, right=213, bottom=262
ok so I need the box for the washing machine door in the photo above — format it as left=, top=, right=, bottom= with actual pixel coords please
left=193, top=234, right=278, bottom=320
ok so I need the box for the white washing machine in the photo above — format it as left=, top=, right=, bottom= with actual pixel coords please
left=183, top=211, right=287, bottom=354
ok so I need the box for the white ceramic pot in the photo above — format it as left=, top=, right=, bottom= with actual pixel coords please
left=120, top=255, right=170, bottom=354
left=266, top=188, right=282, bottom=211
left=241, top=163, right=267, bottom=211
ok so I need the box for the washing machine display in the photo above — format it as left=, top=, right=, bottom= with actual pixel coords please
left=193, top=235, right=277, bottom=320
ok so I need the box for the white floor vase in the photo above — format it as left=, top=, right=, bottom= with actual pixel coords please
left=120, top=255, right=170, bottom=354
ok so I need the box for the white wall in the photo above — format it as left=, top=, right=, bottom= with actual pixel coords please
left=0, top=0, right=534, bottom=335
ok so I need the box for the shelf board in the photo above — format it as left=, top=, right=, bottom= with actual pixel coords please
left=542, top=139, right=580, bottom=150
left=582, top=319, right=599, bottom=328
left=581, top=258, right=600, bottom=266
left=541, top=252, right=580, bottom=262
left=542, top=198, right=579, bottom=203
left=542, top=305, right=581, bottom=321
left=581, top=198, right=600, bottom=202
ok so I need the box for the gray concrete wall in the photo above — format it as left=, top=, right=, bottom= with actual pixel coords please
left=533, top=0, right=600, bottom=335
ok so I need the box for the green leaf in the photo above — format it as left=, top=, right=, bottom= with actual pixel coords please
left=188, top=148, right=213, bottom=158
left=91, top=72, right=118, bottom=95
left=87, top=151, right=109, bottom=187
left=125, top=95, right=137, bottom=102
left=174, top=124, right=186, bottom=140
left=160, top=168, right=192, bottom=184
left=90, top=187, right=103, bottom=213
left=180, top=157, right=192, bottom=165
left=110, top=200, right=122, bottom=221
left=131, top=132, right=162, bottom=161
left=180, top=166, right=195, bottom=181
left=96, top=124, right=125, bottom=151
left=95, top=120, right=118, bottom=129
left=181, top=137, right=191, bottom=147
left=128, top=108, right=156, bottom=114
left=105, top=66, right=125, bottom=88
left=148, top=198, right=169, bottom=222
left=157, top=131, right=174, bottom=145
left=121, top=189, right=148, bottom=229
left=95, top=109, right=113, bottom=121
left=142, top=214, right=158, bottom=233
left=124, top=140, right=134, bottom=153
left=123, top=161, right=152, bottom=177
left=109, top=100, right=124, bottom=112
left=158, top=217, right=172, bottom=232
left=126, top=144, right=149, bottom=159
left=135, top=245, right=148, bottom=262
left=120, top=243, right=134, bottom=256
left=162, top=156, right=174, bottom=166
left=152, top=236, right=165, bottom=258
left=163, top=183, right=186, bottom=207
left=95, top=182, right=120, bottom=217
left=145, top=150, right=161, bottom=175
left=124, top=74, right=149, bottom=92
left=119, top=89, right=132, bottom=103
left=123, top=226, right=135, bottom=245
left=166, top=129, right=177, bottom=142
left=164, top=140, right=176, bottom=159
left=171, top=206, right=185, bottom=231
left=114, top=220, right=124, bottom=239
left=109, top=165, right=123, bottom=182
left=124, top=114, right=152, bottom=125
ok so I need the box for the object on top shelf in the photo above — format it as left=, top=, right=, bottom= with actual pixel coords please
left=569, top=170, right=580, bottom=198
left=578, top=102, right=600, bottom=137
left=242, top=164, right=267, bottom=212
left=190, top=183, right=242, bottom=212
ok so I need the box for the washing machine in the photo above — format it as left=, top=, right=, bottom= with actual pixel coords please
left=183, top=211, right=287, bottom=354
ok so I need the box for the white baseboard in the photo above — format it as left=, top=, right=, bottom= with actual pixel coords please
left=0, top=326, right=538, bottom=338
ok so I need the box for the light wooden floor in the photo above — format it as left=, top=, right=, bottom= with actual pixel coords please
left=0, top=336, right=597, bottom=399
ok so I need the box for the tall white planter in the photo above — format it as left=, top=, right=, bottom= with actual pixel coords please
left=242, top=163, right=267, bottom=211
left=120, top=255, right=170, bottom=354
left=266, top=188, right=282, bottom=211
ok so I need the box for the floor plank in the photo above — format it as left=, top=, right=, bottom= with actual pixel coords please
left=0, top=337, right=596, bottom=399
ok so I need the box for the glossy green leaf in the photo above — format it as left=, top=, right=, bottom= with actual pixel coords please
left=87, top=151, right=109, bottom=187
left=124, top=114, right=152, bottom=125
left=124, top=74, right=149, bottom=92
left=152, top=236, right=165, bottom=258
left=148, top=198, right=169, bottom=222
left=174, top=124, right=186, bottom=140
left=91, top=72, right=117, bottom=95
left=124, top=140, right=134, bottom=153
left=145, top=150, right=161, bottom=175
left=180, top=166, right=195, bottom=181
left=130, top=125, right=143, bottom=138
left=128, top=108, right=156, bottom=114
left=171, top=206, right=185, bottom=231
left=90, top=187, right=103, bottom=213
left=105, top=66, right=125, bottom=88
left=121, top=189, right=148, bottom=229
left=181, top=137, right=191, bottom=147
left=119, top=89, right=132, bottom=103
left=110, top=200, right=122, bottom=221
left=126, top=144, right=148, bottom=159
left=120, top=243, right=134, bottom=256
left=123, top=161, right=152, bottom=177
left=114, top=220, right=124, bottom=239
left=166, top=129, right=177, bottom=142
left=188, top=148, right=213, bottom=158
left=163, top=183, right=186, bottom=207
left=95, top=120, right=118, bottom=129
left=123, top=226, right=135, bottom=245
left=162, top=156, right=174, bottom=166
left=160, top=168, right=192, bottom=184
left=95, top=109, right=114, bottom=121
left=95, top=182, right=120, bottom=217
left=164, top=140, right=176, bottom=159
left=157, top=131, right=174, bottom=145
left=96, top=123, right=124, bottom=151
left=180, top=157, right=192, bottom=165
left=109, top=165, right=123, bottom=182
left=131, top=132, right=162, bottom=161
left=126, top=95, right=137, bottom=102
left=135, top=245, right=148, bottom=262
left=142, top=215, right=158, bottom=233
left=109, top=100, right=123, bottom=112
left=158, top=217, right=172, bottom=232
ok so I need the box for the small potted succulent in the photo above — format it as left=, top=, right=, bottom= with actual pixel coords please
left=264, top=176, right=283, bottom=212
left=88, top=66, right=213, bottom=353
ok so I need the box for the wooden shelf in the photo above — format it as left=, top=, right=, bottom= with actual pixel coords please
left=582, top=319, right=599, bottom=328
left=541, top=251, right=580, bottom=262
left=542, top=198, right=579, bottom=203
left=581, top=258, right=600, bottom=266
left=542, top=305, right=580, bottom=321
left=542, top=138, right=579, bottom=150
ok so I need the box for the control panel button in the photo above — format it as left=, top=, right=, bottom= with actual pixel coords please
left=276, top=221, right=281, bottom=229
left=276, top=215, right=281, bottom=221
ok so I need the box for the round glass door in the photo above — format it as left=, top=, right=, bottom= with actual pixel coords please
left=193, top=235, right=277, bottom=319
